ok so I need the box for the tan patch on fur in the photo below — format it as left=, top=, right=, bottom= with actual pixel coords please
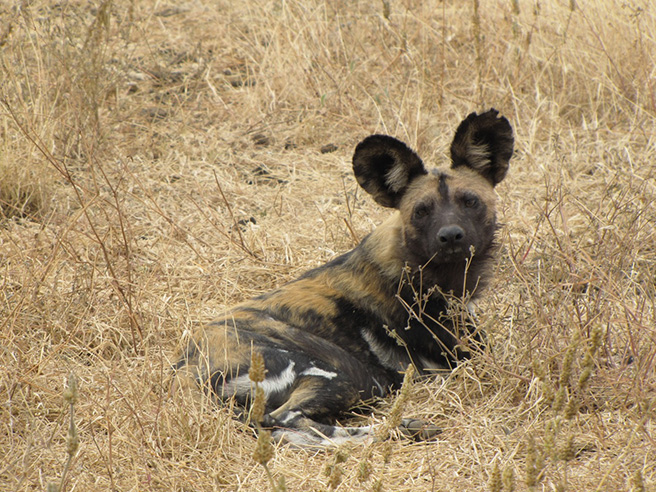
left=363, top=214, right=406, bottom=280
left=448, top=168, right=498, bottom=220
left=183, top=321, right=251, bottom=384
left=248, top=278, right=340, bottom=321
left=401, top=170, right=497, bottom=224
left=384, top=163, right=409, bottom=192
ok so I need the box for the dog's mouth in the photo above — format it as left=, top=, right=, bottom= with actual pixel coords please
left=431, top=244, right=475, bottom=264
left=442, top=246, right=465, bottom=256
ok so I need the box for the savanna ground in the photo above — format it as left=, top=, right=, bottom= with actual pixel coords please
left=1, top=0, right=655, bottom=490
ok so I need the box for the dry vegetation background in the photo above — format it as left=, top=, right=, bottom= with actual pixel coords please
left=1, top=0, right=655, bottom=490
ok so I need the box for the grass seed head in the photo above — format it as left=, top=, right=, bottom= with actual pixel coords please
left=488, top=461, right=502, bottom=492
left=502, top=466, right=515, bottom=492
left=250, top=385, right=266, bottom=424
left=274, top=476, right=288, bottom=492
left=559, top=342, right=577, bottom=388
left=252, top=429, right=274, bottom=466
left=577, top=366, right=593, bottom=392
left=358, top=460, right=372, bottom=482
left=67, top=421, right=79, bottom=457
left=63, top=373, right=78, bottom=406
left=589, top=325, right=603, bottom=354
left=557, top=434, right=575, bottom=462
left=388, top=364, right=414, bottom=429
left=552, top=386, right=567, bottom=414
left=327, top=464, right=343, bottom=489
left=563, top=395, right=579, bottom=420
left=630, top=469, right=645, bottom=492
left=525, top=436, right=544, bottom=488
left=249, top=350, right=266, bottom=384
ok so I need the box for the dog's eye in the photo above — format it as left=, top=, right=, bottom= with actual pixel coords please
left=464, top=196, right=479, bottom=208
left=413, top=203, right=431, bottom=219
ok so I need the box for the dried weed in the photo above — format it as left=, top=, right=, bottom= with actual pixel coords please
left=1, top=0, right=655, bottom=490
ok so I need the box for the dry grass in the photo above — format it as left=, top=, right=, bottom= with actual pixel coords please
left=1, top=0, right=655, bottom=490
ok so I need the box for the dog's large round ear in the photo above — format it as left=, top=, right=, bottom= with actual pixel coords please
left=450, top=109, right=514, bottom=186
left=352, top=135, right=427, bottom=208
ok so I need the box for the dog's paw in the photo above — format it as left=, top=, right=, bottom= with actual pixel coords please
left=399, top=418, right=442, bottom=441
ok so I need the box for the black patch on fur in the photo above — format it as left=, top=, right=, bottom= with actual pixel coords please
left=450, top=109, right=514, bottom=186
left=438, top=173, right=449, bottom=200
left=352, top=135, right=427, bottom=208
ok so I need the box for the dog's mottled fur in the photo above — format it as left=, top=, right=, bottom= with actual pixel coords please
left=173, top=109, right=514, bottom=446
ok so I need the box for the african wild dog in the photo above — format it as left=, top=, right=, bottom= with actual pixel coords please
left=173, top=109, right=513, bottom=446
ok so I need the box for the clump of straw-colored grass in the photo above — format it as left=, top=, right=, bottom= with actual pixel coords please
left=1, top=0, right=655, bottom=490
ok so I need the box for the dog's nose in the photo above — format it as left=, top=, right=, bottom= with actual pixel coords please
left=437, top=225, right=465, bottom=245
